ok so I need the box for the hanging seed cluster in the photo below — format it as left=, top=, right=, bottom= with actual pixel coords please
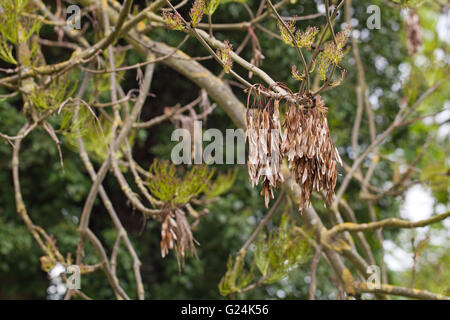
left=160, top=210, right=177, bottom=258
left=246, top=99, right=284, bottom=208
left=160, top=208, right=197, bottom=267
left=246, top=90, right=342, bottom=211
left=282, top=96, right=342, bottom=209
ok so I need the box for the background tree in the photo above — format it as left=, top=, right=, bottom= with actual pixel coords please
left=0, top=0, right=448, bottom=299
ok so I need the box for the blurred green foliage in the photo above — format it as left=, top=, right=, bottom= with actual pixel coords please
left=0, top=0, right=448, bottom=299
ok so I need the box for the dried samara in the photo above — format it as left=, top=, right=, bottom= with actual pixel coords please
left=246, top=93, right=342, bottom=211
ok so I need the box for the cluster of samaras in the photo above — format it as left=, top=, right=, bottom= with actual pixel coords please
left=246, top=99, right=284, bottom=208
left=160, top=207, right=197, bottom=266
left=245, top=93, right=342, bottom=211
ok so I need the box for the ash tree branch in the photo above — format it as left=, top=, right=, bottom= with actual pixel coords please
left=328, top=211, right=450, bottom=236
left=354, top=283, right=450, bottom=300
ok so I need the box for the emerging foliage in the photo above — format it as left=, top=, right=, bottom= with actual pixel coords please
left=219, top=213, right=311, bottom=295
left=295, top=26, right=319, bottom=49
left=205, top=169, right=238, bottom=199
left=277, top=19, right=296, bottom=47
left=317, top=28, right=350, bottom=80
left=146, top=160, right=214, bottom=205
left=0, top=0, right=41, bottom=64
left=162, top=9, right=185, bottom=31
left=218, top=254, right=254, bottom=296
left=254, top=214, right=311, bottom=283
left=217, top=40, right=233, bottom=74
left=190, top=0, right=206, bottom=27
